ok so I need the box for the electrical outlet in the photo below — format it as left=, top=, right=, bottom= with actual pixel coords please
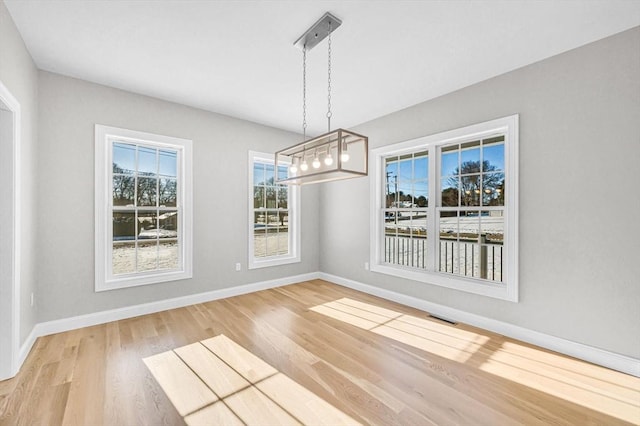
left=30, top=292, right=34, bottom=307
left=235, top=263, right=241, bottom=272
left=364, top=262, right=369, bottom=270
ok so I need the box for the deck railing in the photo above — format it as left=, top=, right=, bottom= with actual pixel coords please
left=384, top=235, right=503, bottom=282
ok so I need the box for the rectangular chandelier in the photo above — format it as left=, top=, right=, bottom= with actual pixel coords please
left=275, top=128, right=368, bottom=185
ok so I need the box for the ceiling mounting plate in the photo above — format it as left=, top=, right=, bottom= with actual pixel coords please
left=294, top=12, right=342, bottom=51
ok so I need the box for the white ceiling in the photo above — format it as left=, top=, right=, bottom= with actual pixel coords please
left=5, top=0, right=640, bottom=136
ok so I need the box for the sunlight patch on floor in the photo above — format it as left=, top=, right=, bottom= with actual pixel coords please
left=479, top=342, right=640, bottom=424
left=310, top=297, right=640, bottom=424
left=310, top=297, right=489, bottom=363
left=143, top=334, right=361, bottom=426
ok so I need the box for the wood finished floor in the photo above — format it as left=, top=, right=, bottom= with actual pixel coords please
left=0, top=279, right=638, bottom=425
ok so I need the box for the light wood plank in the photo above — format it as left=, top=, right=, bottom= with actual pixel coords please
left=224, top=386, right=300, bottom=425
left=309, top=304, right=378, bottom=330
left=184, top=401, right=244, bottom=426
left=143, top=350, right=217, bottom=416
left=334, top=297, right=404, bottom=319
left=256, top=373, right=362, bottom=426
left=174, top=342, right=249, bottom=398
left=200, top=335, right=277, bottom=383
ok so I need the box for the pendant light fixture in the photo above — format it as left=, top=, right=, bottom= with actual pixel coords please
left=276, top=12, right=368, bottom=185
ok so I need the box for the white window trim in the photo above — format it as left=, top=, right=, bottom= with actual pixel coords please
left=248, top=150, right=301, bottom=269
left=95, top=124, right=193, bottom=292
left=370, top=115, right=519, bottom=302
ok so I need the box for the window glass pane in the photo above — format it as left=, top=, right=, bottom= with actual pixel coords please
left=158, top=211, right=178, bottom=237
left=266, top=211, right=280, bottom=226
left=458, top=243, right=481, bottom=278
left=159, top=150, right=177, bottom=177
left=138, top=146, right=157, bottom=176
left=113, top=175, right=135, bottom=206
left=112, top=241, right=135, bottom=275
left=413, top=153, right=428, bottom=181
left=113, top=212, right=135, bottom=241
left=482, top=172, right=505, bottom=206
left=277, top=165, right=288, bottom=181
left=385, top=158, right=398, bottom=200
left=137, top=240, right=158, bottom=272
left=414, top=182, right=428, bottom=207
left=461, top=174, right=481, bottom=206
left=441, top=145, right=459, bottom=177
left=254, top=211, right=266, bottom=228
left=439, top=211, right=458, bottom=239
left=384, top=211, right=397, bottom=233
left=277, top=226, right=289, bottom=255
left=481, top=211, right=504, bottom=244
left=482, top=138, right=505, bottom=171
left=397, top=182, right=413, bottom=207
left=265, top=224, right=278, bottom=257
left=480, top=210, right=504, bottom=281
left=253, top=163, right=265, bottom=185
left=441, top=176, right=459, bottom=207
left=113, top=143, right=136, bottom=174
left=459, top=211, right=480, bottom=242
left=265, top=186, right=277, bottom=209
left=461, top=140, right=481, bottom=173
left=398, top=156, right=412, bottom=183
left=277, top=186, right=288, bottom=209
left=265, top=164, right=275, bottom=185
left=137, top=177, right=157, bottom=206
left=254, top=186, right=265, bottom=209
left=439, top=210, right=459, bottom=275
left=138, top=211, right=158, bottom=238
left=410, top=211, right=428, bottom=269
left=254, top=234, right=266, bottom=258
left=159, top=178, right=177, bottom=207
left=158, top=240, right=179, bottom=270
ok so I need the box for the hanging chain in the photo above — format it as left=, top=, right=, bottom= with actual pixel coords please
left=326, top=21, right=332, bottom=132
left=302, top=45, right=307, bottom=141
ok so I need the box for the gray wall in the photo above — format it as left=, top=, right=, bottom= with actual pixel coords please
left=0, top=0, right=39, bottom=345
left=320, top=27, right=640, bottom=358
left=36, top=71, right=319, bottom=322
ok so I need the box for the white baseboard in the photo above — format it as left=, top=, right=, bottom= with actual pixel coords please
left=16, top=272, right=319, bottom=374
left=18, top=327, right=38, bottom=372
left=15, top=271, right=639, bottom=379
left=319, top=272, right=640, bottom=378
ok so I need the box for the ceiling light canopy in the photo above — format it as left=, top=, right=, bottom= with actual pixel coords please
left=276, top=12, right=368, bottom=185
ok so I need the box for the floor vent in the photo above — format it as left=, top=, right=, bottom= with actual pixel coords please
left=428, top=314, right=457, bottom=325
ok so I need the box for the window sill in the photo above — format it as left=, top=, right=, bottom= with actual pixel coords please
left=96, top=270, right=192, bottom=292
left=248, top=255, right=300, bottom=270
left=370, top=263, right=518, bottom=302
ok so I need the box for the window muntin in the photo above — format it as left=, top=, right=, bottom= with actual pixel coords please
left=248, top=151, right=300, bottom=269
left=371, top=115, right=518, bottom=301
left=95, top=125, right=192, bottom=291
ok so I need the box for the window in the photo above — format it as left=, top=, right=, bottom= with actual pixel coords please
left=370, top=115, right=518, bottom=301
left=248, top=151, right=300, bottom=269
left=95, top=125, right=192, bottom=291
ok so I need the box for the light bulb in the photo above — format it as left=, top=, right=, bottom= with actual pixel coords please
left=312, top=156, right=321, bottom=169
left=340, top=152, right=350, bottom=162
left=289, top=164, right=298, bottom=174
left=324, top=153, right=334, bottom=166
left=300, top=160, right=308, bottom=171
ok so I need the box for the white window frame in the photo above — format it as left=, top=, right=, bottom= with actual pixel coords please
left=370, top=115, right=519, bottom=301
left=95, top=124, right=193, bottom=291
left=248, top=150, right=300, bottom=269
